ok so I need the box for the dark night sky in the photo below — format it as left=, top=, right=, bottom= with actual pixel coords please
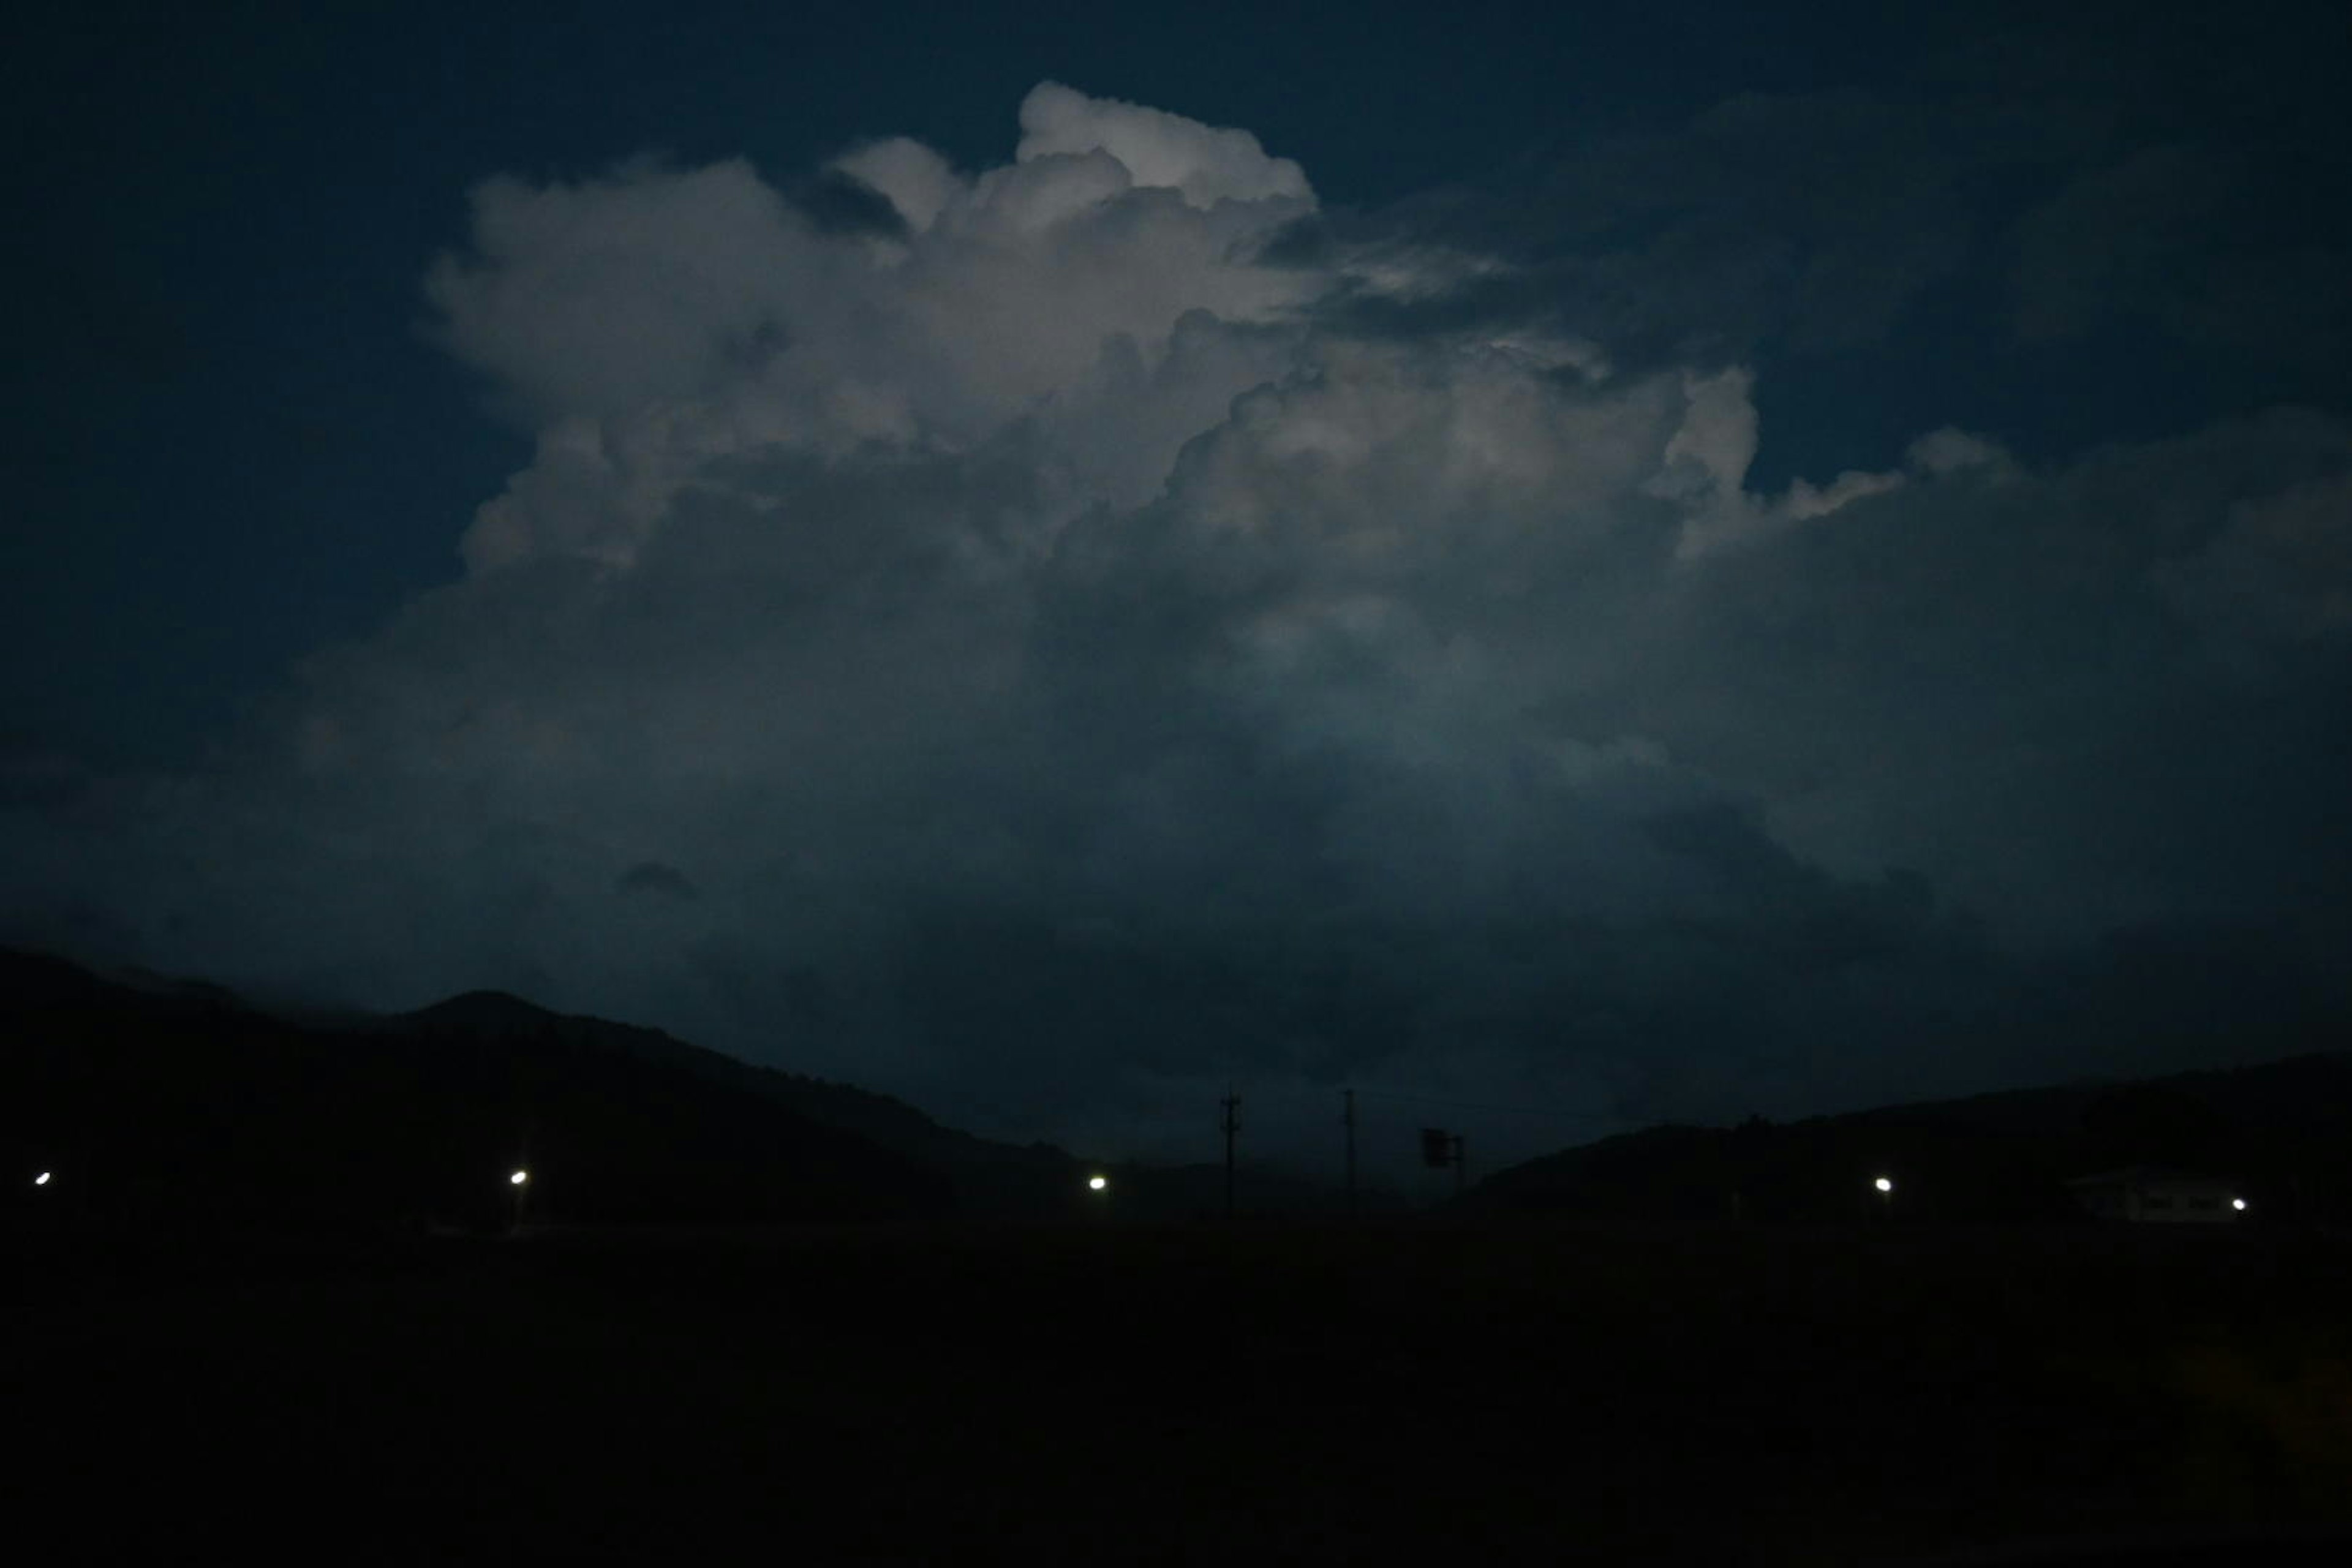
left=5, top=1, right=2348, bottom=1185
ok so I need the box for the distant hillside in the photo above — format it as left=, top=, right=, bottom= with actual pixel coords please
left=39, top=944, right=2335, bottom=1237
left=1465, top=1052, right=2352, bottom=1225
left=385, top=990, right=1089, bottom=1220
left=1, top=949, right=950, bottom=1234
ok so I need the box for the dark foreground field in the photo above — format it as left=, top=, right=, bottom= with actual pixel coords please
left=10, top=1222, right=2352, bottom=1565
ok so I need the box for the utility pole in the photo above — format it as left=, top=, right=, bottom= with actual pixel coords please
left=1453, top=1132, right=1468, bottom=1199
left=1220, top=1087, right=1242, bottom=1223
left=1343, top=1088, right=1358, bottom=1219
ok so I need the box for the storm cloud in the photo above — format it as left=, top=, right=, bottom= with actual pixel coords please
left=6, top=75, right=2347, bottom=1175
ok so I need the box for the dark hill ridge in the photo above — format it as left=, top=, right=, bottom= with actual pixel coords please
left=2, top=949, right=949, bottom=1233
left=386, top=992, right=1399, bottom=1221
left=1464, top=1050, right=2352, bottom=1225
left=386, top=987, right=1087, bottom=1219
left=2, top=946, right=165, bottom=1008
left=400, top=988, right=559, bottom=1036
left=15, top=943, right=2351, bottom=1235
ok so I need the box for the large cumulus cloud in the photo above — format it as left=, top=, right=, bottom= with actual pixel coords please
left=6, top=81, right=2348, bottom=1173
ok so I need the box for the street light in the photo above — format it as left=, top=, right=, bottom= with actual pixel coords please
left=1087, top=1175, right=1108, bottom=1192
left=1870, top=1174, right=1896, bottom=1221
left=2231, top=1197, right=2248, bottom=1212
left=510, top=1170, right=529, bottom=1186
left=33, top=1171, right=51, bottom=1187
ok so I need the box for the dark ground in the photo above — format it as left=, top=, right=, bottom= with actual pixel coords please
left=10, top=1221, right=2352, bottom=1565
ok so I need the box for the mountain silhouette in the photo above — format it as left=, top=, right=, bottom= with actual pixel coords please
left=1463, top=1053, right=2352, bottom=1226
left=18, top=943, right=2347, bottom=1237
left=383, top=986, right=1089, bottom=1219
left=1, top=948, right=951, bottom=1233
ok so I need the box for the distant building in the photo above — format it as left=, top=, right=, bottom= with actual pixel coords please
left=2064, top=1166, right=2245, bottom=1224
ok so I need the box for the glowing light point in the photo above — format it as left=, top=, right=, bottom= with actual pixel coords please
left=1874, top=1177, right=1894, bottom=1194
left=34, top=1171, right=51, bottom=1186
left=1087, top=1175, right=1108, bottom=1192
left=2231, top=1197, right=2248, bottom=1212
left=510, top=1170, right=529, bottom=1186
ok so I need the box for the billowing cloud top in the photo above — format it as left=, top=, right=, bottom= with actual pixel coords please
left=1012, top=81, right=1314, bottom=208
left=8, top=83, right=2349, bottom=1171
left=424, top=85, right=1319, bottom=574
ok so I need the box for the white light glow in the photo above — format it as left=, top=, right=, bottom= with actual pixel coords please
left=2232, top=1197, right=2248, bottom=1212
left=1087, top=1175, right=1108, bottom=1191
left=510, top=1170, right=529, bottom=1186
left=34, top=1171, right=51, bottom=1186
left=1874, top=1177, right=1894, bottom=1193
